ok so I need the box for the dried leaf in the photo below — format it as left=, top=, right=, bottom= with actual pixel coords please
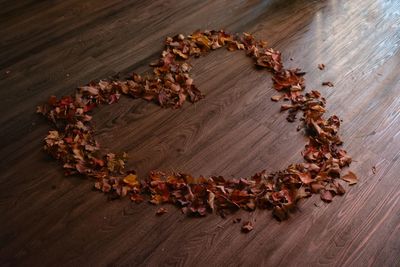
left=320, top=190, right=333, bottom=202
left=342, top=171, right=358, bottom=185
left=207, top=190, right=215, bottom=212
left=296, top=187, right=311, bottom=200
left=372, top=166, right=376, bottom=174
left=241, top=221, right=253, bottom=233
left=298, top=172, right=313, bottom=184
left=322, top=81, right=334, bottom=87
left=156, top=207, right=168, bottom=215
left=123, top=174, right=140, bottom=187
left=271, top=95, right=282, bottom=101
left=280, top=104, right=294, bottom=111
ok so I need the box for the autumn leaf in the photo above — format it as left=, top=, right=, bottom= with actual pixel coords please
left=280, top=104, right=294, bottom=111
left=241, top=221, right=253, bottom=233
left=298, top=172, right=313, bottom=184
left=342, top=171, right=358, bottom=185
left=322, top=81, right=334, bottom=87
left=156, top=207, right=168, bottom=215
left=296, top=187, right=311, bottom=200
left=320, top=190, right=333, bottom=202
left=123, top=173, right=140, bottom=187
left=271, top=95, right=282, bottom=101
left=207, top=190, right=215, bottom=212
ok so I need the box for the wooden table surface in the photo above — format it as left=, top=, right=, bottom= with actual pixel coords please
left=1, top=0, right=399, bottom=266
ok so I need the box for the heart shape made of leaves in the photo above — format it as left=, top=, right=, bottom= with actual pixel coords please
left=38, top=30, right=354, bottom=224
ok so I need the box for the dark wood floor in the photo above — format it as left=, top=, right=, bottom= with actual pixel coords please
left=1, top=0, right=399, bottom=266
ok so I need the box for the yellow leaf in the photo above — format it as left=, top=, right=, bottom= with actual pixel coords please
left=123, top=174, right=139, bottom=187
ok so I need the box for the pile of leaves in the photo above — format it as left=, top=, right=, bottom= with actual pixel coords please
left=37, top=30, right=357, bottom=229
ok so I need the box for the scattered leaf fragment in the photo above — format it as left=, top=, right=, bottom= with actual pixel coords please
left=342, top=171, right=358, bottom=185
left=320, top=190, right=333, bottom=202
left=372, top=166, right=376, bottom=174
left=241, top=221, right=253, bottom=233
left=156, top=207, right=168, bottom=216
left=271, top=95, right=282, bottom=101
left=318, top=63, right=325, bottom=70
left=322, top=81, right=334, bottom=87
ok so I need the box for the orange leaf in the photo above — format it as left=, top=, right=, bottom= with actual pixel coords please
left=298, top=172, right=313, bottom=184
left=123, top=173, right=140, bottom=187
left=342, top=171, right=358, bottom=185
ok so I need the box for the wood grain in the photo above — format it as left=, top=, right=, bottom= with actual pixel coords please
left=0, top=0, right=399, bottom=266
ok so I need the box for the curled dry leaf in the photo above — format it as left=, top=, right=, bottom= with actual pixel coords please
left=271, top=95, right=282, bottom=102
left=320, top=190, right=333, bottom=202
left=322, top=81, right=334, bottom=87
left=318, top=64, right=325, bottom=70
left=156, top=207, right=168, bottom=215
left=298, top=172, right=313, bottom=184
left=342, top=171, right=358, bottom=185
left=241, top=221, right=253, bottom=233
left=123, top=173, right=139, bottom=187
left=296, top=187, right=311, bottom=200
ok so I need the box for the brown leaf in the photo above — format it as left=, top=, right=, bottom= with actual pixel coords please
left=280, top=104, right=294, bottom=111
left=342, top=171, right=358, bottom=185
left=271, top=95, right=282, bottom=101
left=318, top=63, right=325, bottom=70
left=310, top=182, right=325, bottom=193
left=207, top=190, right=215, bottom=211
left=298, top=172, right=313, bottom=184
left=320, top=189, right=333, bottom=202
left=156, top=207, right=168, bottom=216
left=333, top=180, right=346, bottom=195
left=322, top=81, right=334, bottom=87
left=296, top=187, right=311, bottom=200
left=241, top=221, right=253, bottom=233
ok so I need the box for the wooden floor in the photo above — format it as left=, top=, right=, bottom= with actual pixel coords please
left=1, top=0, right=399, bottom=266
